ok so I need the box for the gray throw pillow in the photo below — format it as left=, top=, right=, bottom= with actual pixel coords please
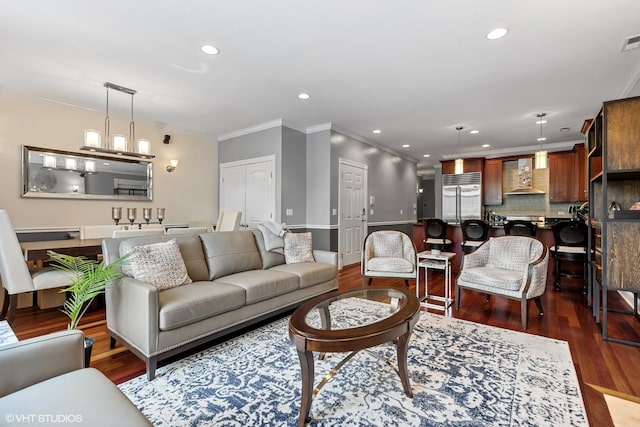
left=129, top=239, right=192, bottom=290
left=284, top=232, right=315, bottom=264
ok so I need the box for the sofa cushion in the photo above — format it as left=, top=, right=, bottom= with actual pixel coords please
left=284, top=232, right=315, bottom=264
left=215, top=270, right=298, bottom=305
left=158, top=281, right=246, bottom=331
left=366, top=257, right=414, bottom=273
left=459, top=267, right=524, bottom=291
left=372, top=231, right=404, bottom=258
left=486, top=237, right=540, bottom=272
left=129, top=240, right=192, bottom=291
left=252, top=229, right=286, bottom=269
left=200, top=231, right=263, bottom=280
left=269, top=262, right=337, bottom=289
left=118, top=235, right=209, bottom=281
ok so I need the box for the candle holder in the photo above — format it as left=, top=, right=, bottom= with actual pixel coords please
left=111, top=207, right=165, bottom=228
left=127, top=208, right=137, bottom=226
left=143, top=208, right=152, bottom=224
left=111, top=207, right=123, bottom=225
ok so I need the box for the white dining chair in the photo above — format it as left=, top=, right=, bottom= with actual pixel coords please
left=215, top=212, right=242, bottom=231
left=0, top=210, right=74, bottom=325
left=165, top=227, right=208, bottom=235
left=80, top=225, right=122, bottom=240
left=111, top=229, right=165, bottom=238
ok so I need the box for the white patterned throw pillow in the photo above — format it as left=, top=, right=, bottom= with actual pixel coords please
left=284, top=232, right=315, bottom=264
left=130, top=239, right=192, bottom=290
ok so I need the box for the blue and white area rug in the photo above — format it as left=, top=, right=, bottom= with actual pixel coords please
left=119, top=299, right=588, bottom=426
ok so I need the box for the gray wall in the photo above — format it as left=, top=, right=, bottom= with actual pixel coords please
left=329, top=130, right=417, bottom=224
left=306, top=129, right=332, bottom=227
left=281, top=126, right=307, bottom=226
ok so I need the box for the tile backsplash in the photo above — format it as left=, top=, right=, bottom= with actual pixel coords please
left=486, top=160, right=576, bottom=218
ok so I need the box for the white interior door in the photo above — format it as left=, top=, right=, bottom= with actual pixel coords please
left=339, top=160, right=367, bottom=268
left=245, top=161, right=274, bottom=229
left=220, top=156, right=275, bottom=228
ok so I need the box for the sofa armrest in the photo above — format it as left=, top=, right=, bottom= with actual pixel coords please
left=106, top=277, right=159, bottom=356
left=313, top=250, right=338, bottom=266
left=0, top=330, right=84, bottom=397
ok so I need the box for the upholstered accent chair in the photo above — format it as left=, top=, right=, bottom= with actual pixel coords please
left=455, top=235, right=549, bottom=329
left=0, top=330, right=151, bottom=426
left=423, top=218, right=452, bottom=252
left=361, top=230, right=416, bottom=287
left=504, top=220, right=538, bottom=236
left=550, top=220, right=588, bottom=292
left=461, top=219, right=490, bottom=254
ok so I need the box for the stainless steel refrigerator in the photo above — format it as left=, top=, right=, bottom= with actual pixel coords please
left=442, top=172, right=482, bottom=224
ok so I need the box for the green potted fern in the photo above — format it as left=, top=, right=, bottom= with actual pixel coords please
left=47, top=250, right=129, bottom=366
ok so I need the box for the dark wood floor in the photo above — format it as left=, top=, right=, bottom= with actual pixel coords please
left=10, top=264, right=640, bottom=426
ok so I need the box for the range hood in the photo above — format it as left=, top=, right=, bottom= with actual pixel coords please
left=505, top=187, right=546, bottom=195
left=505, top=158, right=545, bottom=195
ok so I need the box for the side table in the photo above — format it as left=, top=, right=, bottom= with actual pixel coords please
left=416, top=250, right=456, bottom=316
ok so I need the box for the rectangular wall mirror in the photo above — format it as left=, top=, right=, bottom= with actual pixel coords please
left=22, top=145, right=153, bottom=201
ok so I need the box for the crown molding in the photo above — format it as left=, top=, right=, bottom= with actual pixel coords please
left=331, top=125, right=419, bottom=164
left=440, top=140, right=581, bottom=160
left=217, top=119, right=284, bottom=141
left=306, top=123, right=332, bottom=133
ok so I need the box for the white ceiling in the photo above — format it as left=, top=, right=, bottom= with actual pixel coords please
left=3, top=1, right=640, bottom=175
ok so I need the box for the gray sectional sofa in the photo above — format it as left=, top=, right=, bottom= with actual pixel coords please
left=102, top=229, right=338, bottom=380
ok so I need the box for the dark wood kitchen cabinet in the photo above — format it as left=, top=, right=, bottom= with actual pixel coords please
left=441, top=158, right=484, bottom=175
left=549, top=143, right=587, bottom=203
left=483, top=158, right=503, bottom=205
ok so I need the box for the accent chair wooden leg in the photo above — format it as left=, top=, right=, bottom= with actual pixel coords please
left=368, top=278, right=373, bottom=286
left=521, top=298, right=529, bottom=329
left=1, top=289, right=9, bottom=319
left=6, top=294, right=18, bottom=325
left=554, top=257, right=561, bottom=291
left=534, top=297, right=544, bottom=316
left=455, top=285, right=461, bottom=309
left=404, top=279, right=409, bottom=288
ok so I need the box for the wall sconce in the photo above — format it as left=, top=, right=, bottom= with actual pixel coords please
left=166, top=159, right=178, bottom=173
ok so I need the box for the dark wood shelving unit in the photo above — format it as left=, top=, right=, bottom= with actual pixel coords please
left=587, top=95, right=640, bottom=347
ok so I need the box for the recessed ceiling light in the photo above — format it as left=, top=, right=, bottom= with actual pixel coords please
left=470, top=130, right=480, bottom=134
left=298, top=93, right=310, bottom=100
left=486, top=28, right=508, bottom=40
left=423, top=154, right=430, bottom=158
left=201, top=44, right=220, bottom=55
left=372, top=129, right=382, bottom=134
left=402, top=144, right=410, bottom=148
left=482, top=144, right=491, bottom=148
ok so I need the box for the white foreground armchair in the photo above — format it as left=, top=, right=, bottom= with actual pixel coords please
left=455, top=235, right=549, bottom=329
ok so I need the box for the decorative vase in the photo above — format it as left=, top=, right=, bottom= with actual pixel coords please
left=84, top=336, right=95, bottom=368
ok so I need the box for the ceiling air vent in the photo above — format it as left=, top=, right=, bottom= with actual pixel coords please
left=621, top=34, right=640, bottom=52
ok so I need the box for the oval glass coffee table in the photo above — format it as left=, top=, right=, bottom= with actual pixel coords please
left=288, top=287, right=420, bottom=426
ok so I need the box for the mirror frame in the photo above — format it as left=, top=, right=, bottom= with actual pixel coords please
left=22, top=145, right=153, bottom=201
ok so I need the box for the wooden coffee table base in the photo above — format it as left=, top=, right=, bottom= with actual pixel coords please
left=289, top=288, right=420, bottom=426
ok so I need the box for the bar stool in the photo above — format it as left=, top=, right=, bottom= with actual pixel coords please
left=504, top=220, right=538, bottom=236
left=550, top=220, right=588, bottom=292
left=461, top=219, right=489, bottom=253
left=423, top=218, right=452, bottom=252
